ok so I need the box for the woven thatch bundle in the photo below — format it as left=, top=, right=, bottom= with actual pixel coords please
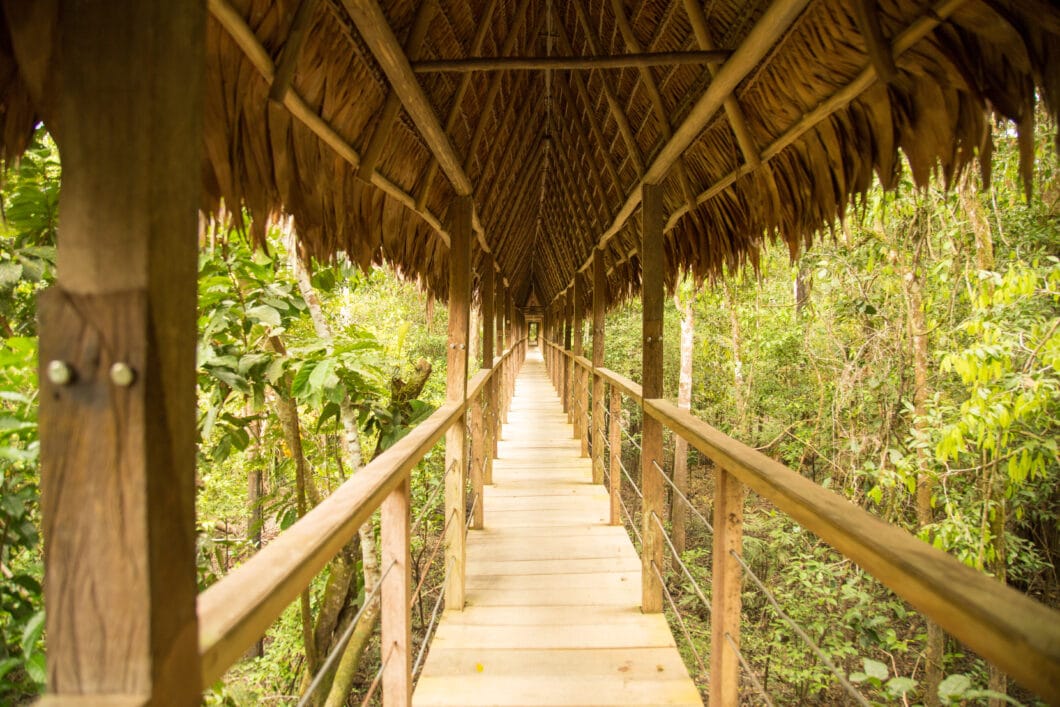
left=0, top=0, right=1056, bottom=308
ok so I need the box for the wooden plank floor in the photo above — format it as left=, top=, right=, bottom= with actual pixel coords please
left=414, top=347, right=703, bottom=707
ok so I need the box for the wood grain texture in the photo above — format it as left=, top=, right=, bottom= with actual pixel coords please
left=710, top=469, right=744, bottom=707
left=592, top=251, right=607, bottom=485
left=381, top=479, right=413, bottom=704
left=640, top=183, right=665, bottom=614
left=43, top=1, right=205, bottom=698
left=414, top=349, right=701, bottom=705
left=444, top=195, right=473, bottom=609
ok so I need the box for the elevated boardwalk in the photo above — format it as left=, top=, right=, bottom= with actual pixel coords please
left=414, top=348, right=703, bottom=706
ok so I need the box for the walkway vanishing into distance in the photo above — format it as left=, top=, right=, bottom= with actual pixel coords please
left=413, top=348, right=703, bottom=706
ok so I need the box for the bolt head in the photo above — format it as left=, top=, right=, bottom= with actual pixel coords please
left=110, top=362, right=136, bottom=387
left=47, top=360, right=73, bottom=386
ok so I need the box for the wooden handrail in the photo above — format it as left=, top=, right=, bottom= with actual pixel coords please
left=197, top=342, right=522, bottom=687
left=643, top=397, right=1060, bottom=702
left=594, top=367, right=642, bottom=404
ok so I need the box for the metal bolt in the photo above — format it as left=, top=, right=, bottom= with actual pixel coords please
left=47, top=360, right=73, bottom=386
left=109, top=362, right=136, bottom=387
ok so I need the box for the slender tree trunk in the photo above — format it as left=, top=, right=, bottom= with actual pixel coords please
left=287, top=233, right=382, bottom=703
left=245, top=412, right=265, bottom=659
left=722, top=280, right=749, bottom=439
left=671, top=290, right=694, bottom=565
left=902, top=226, right=943, bottom=705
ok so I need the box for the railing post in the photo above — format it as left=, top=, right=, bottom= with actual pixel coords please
left=608, top=385, right=622, bottom=525
left=711, top=469, right=745, bottom=706
left=381, top=478, right=412, bottom=705
left=592, top=250, right=607, bottom=485
left=573, top=275, right=588, bottom=456
left=640, top=181, right=665, bottom=614
left=444, top=194, right=472, bottom=610
left=563, top=292, right=572, bottom=416
left=475, top=257, right=495, bottom=512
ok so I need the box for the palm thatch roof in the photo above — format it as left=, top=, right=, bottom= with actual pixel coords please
left=1, top=0, right=1057, bottom=309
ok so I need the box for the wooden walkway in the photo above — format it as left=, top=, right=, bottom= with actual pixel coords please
left=413, top=347, right=703, bottom=706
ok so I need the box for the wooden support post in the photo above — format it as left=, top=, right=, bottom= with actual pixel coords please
left=563, top=293, right=572, bottom=417
left=381, top=478, right=412, bottom=705
left=444, top=195, right=472, bottom=610
left=572, top=276, right=587, bottom=455
left=609, top=385, right=622, bottom=525
left=480, top=260, right=495, bottom=487
left=36, top=1, right=205, bottom=700
left=640, top=182, right=665, bottom=614
left=492, top=274, right=504, bottom=456
left=505, top=290, right=515, bottom=422
left=711, top=468, right=745, bottom=706
left=592, top=251, right=607, bottom=484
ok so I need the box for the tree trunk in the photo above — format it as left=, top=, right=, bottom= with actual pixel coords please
left=902, top=226, right=943, bottom=706
left=722, top=280, right=749, bottom=439
left=245, top=412, right=265, bottom=659
left=322, top=602, right=381, bottom=707
left=671, top=289, right=694, bottom=566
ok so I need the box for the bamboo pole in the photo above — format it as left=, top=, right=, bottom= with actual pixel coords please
left=412, top=50, right=730, bottom=72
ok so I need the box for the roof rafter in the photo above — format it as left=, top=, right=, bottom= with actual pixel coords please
left=608, top=0, right=698, bottom=211
left=340, top=0, right=507, bottom=280
left=355, top=0, right=436, bottom=181
left=550, top=0, right=812, bottom=303
left=550, top=13, right=623, bottom=205
left=568, top=0, right=645, bottom=177
left=414, top=0, right=500, bottom=210
left=268, top=0, right=321, bottom=103
left=460, top=0, right=538, bottom=177
left=411, top=50, right=730, bottom=72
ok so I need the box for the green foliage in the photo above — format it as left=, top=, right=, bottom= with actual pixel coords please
left=0, top=128, right=57, bottom=701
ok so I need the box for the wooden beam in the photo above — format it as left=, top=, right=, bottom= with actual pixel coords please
left=380, top=479, right=412, bottom=704
left=40, top=0, right=205, bottom=699
left=711, top=464, right=744, bottom=706
left=572, top=273, right=587, bottom=455
left=852, top=0, right=899, bottom=85
left=682, top=0, right=761, bottom=169
left=592, top=250, right=607, bottom=486
left=480, top=257, right=496, bottom=486
left=356, top=0, right=436, bottom=180
left=549, top=11, right=622, bottom=196
left=608, top=0, right=698, bottom=210
left=461, top=0, right=537, bottom=176
left=413, top=50, right=730, bottom=72
left=551, top=0, right=811, bottom=303
left=268, top=0, right=321, bottom=103
left=639, top=182, right=665, bottom=614
left=341, top=0, right=472, bottom=196
left=664, top=0, right=969, bottom=232
left=444, top=195, right=473, bottom=610
left=209, top=0, right=509, bottom=282
left=567, top=0, right=646, bottom=176
left=414, top=0, right=500, bottom=210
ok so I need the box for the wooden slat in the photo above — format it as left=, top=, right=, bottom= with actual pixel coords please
left=415, top=349, right=701, bottom=706
left=645, top=397, right=1060, bottom=702
left=412, top=51, right=730, bottom=72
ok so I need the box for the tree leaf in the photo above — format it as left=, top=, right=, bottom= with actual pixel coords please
left=246, top=304, right=281, bottom=328
left=21, top=610, right=45, bottom=655
left=938, top=674, right=971, bottom=703
left=862, top=657, right=888, bottom=681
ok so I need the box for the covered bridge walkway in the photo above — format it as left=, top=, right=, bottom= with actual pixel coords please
left=414, top=347, right=702, bottom=706
left=6, top=0, right=1060, bottom=705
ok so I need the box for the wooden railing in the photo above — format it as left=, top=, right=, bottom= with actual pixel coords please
left=542, top=339, right=1060, bottom=704
left=197, top=337, right=527, bottom=701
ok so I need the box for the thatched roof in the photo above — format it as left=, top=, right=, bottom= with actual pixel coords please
left=1, top=0, right=1057, bottom=310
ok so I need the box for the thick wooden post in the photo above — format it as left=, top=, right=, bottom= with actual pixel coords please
left=492, top=274, right=504, bottom=457
left=640, top=182, right=665, bottom=614
left=444, top=195, right=472, bottom=610
left=711, top=469, right=745, bottom=706
left=592, top=251, right=607, bottom=484
left=36, top=1, right=205, bottom=700
left=481, top=261, right=495, bottom=487
left=505, top=289, right=515, bottom=421
left=572, top=276, right=587, bottom=455
left=609, top=385, right=622, bottom=526
left=381, top=479, right=412, bottom=705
